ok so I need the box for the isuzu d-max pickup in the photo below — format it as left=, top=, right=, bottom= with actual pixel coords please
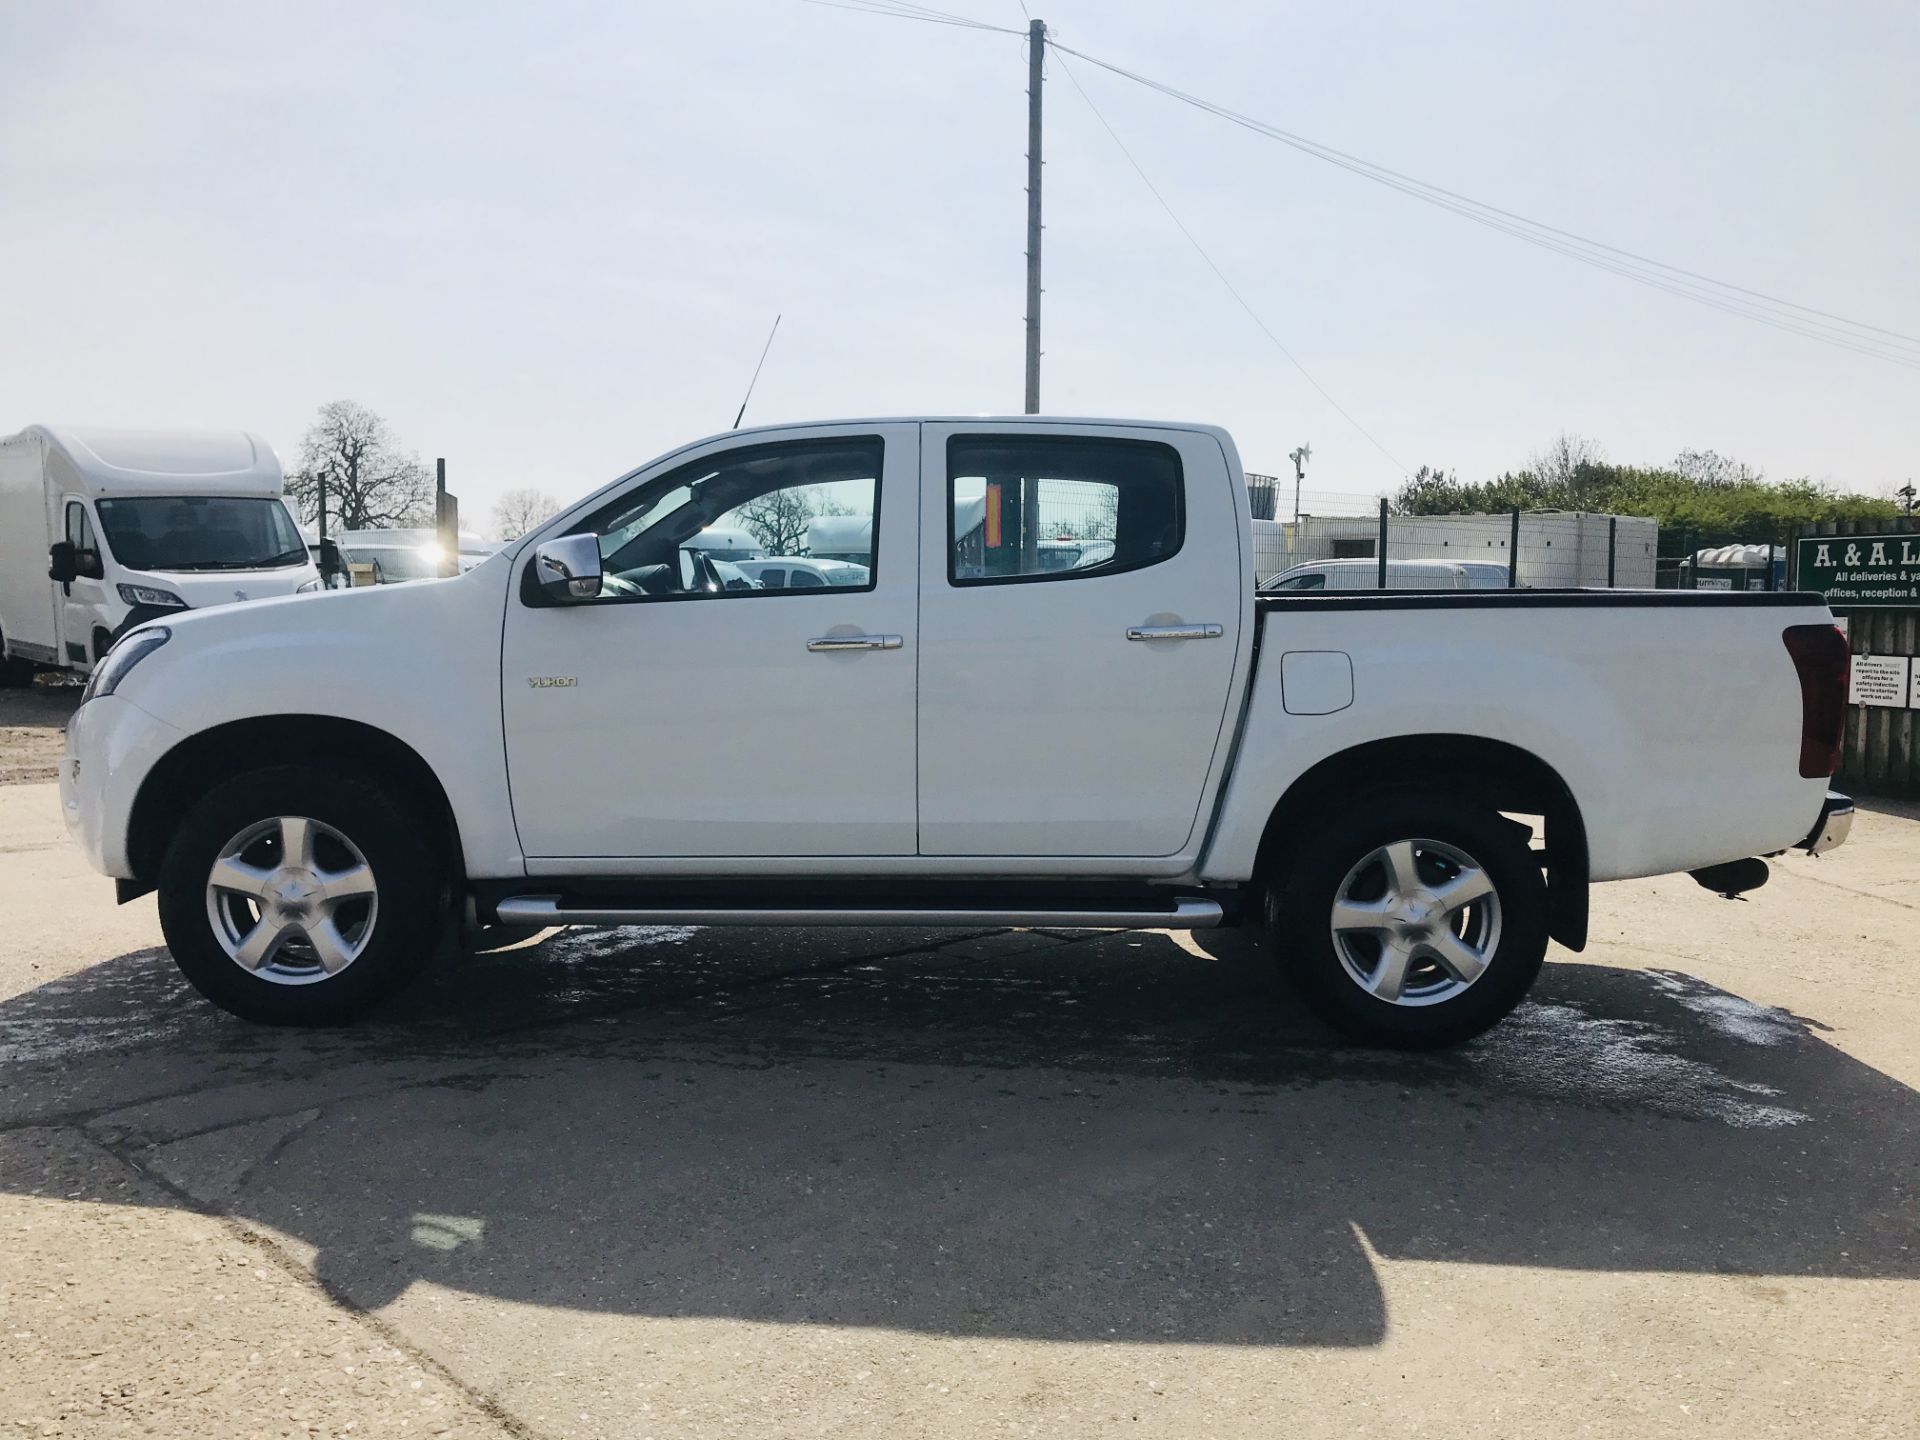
left=60, top=418, right=1855, bottom=1045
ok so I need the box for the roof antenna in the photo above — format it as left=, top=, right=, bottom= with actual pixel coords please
left=732, top=314, right=782, bottom=429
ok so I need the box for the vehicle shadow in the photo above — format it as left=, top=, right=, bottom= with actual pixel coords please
left=2, top=922, right=1915, bottom=1349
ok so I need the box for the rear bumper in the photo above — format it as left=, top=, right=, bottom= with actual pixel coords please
left=1800, top=790, right=1854, bottom=855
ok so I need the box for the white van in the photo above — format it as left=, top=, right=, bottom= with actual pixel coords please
left=1261, top=558, right=1473, bottom=592
left=336, top=528, right=502, bottom=584
left=731, top=556, right=870, bottom=590
left=0, top=427, right=320, bottom=680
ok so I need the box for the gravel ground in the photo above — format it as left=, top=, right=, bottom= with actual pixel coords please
left=0, top=677, right=82, bottom=786
left=2, top=757, right=1916, bottom=1438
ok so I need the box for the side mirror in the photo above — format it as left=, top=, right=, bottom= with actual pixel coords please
left=533, top=535, right=604, bottom=602
left=48, top=542, right=77, bottom=585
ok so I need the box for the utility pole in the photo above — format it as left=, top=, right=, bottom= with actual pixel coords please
left=1899, top=479, right=1917, bottom=515
left=1023, top=17, right=1045, bottom=415
left=434, top=458, right=459, bottom=579
left=1289, top=444, right=1312, bottom=523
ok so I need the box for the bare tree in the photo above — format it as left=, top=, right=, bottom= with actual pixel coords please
left=1528, top=432, right=1606, bottom=508
left=490, top=488, right=562, bottom=540
left=728, top=486, right=849, bottom=555
left=286, top=401, right=433, bottom=531
left=1672, top=449, right=1763, bottom=489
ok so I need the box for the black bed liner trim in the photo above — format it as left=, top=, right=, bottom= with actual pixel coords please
left=1257, top=588, right=1825, bottom=613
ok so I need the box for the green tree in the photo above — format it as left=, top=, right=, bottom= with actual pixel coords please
left=1392, top=435, right=1899, bottom=541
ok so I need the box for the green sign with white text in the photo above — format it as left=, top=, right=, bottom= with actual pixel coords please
left=1796, top=533, right=1920, bottom=607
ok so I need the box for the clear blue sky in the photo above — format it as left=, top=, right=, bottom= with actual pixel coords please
left=2, top=0, right=1914, bottom=524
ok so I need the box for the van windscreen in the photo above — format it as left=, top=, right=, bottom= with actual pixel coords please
left=94, top=496, right=306, bottom=572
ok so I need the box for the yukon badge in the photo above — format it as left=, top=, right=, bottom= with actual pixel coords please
left=527, top=676, right=578, bottom=689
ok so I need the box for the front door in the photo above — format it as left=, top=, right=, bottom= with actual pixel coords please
left=915, top=423, right=1244, bottom=857
left=502, top=424, right=919, bottom=859
left=59, top=499, right=109, bottom=667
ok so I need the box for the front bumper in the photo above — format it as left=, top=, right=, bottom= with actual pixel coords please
left=1801, top=790, right=1854, bottom=856
left=60, top=694, right=184, bottom=879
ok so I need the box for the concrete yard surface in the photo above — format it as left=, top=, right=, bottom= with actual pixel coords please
left=0, top=678, right=79, bottom=787
left=1, top=777, right=1917, bottom=1438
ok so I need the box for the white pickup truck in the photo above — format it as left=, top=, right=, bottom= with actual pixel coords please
left=60, top=418, right=1856, bottom=1046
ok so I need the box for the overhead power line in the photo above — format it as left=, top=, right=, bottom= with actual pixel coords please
left=1047, top=40, right=1920, bottom=370
left=800, top=1, right=1920, bottom=369
left=796, top=0, right=1022, bottom=35
left=1052, top=49, right=1408, bottom=473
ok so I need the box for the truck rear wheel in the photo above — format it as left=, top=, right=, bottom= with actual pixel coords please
left=156, top=765, right=442, bottom=1024
left=1268, top=793, right=1547, bottom=1048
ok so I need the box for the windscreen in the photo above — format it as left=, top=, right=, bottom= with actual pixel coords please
left=350, top=545, right=441, bottom=583
left=94, top=496, right=306, bottom=572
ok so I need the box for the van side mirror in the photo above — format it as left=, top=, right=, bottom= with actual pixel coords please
left=533, top=535, right=604, bottom=602
left=48, top=542, right=77, bottom=585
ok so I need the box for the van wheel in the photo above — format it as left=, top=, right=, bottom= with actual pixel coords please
left=157, top=765, right=442, bottom=1024
left=0, top=628, right=32, bottom=687
left=1268, top=792, right=1547, bottom=1048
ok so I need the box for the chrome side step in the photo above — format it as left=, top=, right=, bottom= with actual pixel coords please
left=493, top=896, right=1225, bottom=930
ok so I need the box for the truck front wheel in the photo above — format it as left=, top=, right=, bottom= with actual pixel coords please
left=156, top=765, right=442, bottom=1024
left=1268, top=793, right=1548, bottom=1048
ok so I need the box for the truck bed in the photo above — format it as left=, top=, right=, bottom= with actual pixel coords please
left=1203, top=587, right=1836, bottom=885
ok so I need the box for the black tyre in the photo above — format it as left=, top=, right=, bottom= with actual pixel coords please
left=1268, top=792, right=1547, bottom=1048
left=157, top=765, right=444, bottom=1024
left=0, top=628, right=33, bottom=688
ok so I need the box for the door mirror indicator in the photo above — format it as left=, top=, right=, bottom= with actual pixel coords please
left=533, top=535, right=604, bottom=602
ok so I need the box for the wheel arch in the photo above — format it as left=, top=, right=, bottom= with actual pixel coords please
left=1252, top=733, right=1590, bottom=952
left=126, top=715, right=465, bottom=890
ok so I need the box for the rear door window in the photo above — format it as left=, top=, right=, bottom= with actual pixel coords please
left=948, top=435, right=1182, bottom=585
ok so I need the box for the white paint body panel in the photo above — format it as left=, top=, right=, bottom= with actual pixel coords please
left=69, top=568, right=526, bottom=879
left=914, top=421, right=1252, bottom=857
left=1199, top=597, right=1835, bottom=883
left=57, top=416, right=1836, bottom=903
left=501, top=423, right=921, bottom=858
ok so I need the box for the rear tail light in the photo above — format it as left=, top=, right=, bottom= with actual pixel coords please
left=1782, top=624, right=1850, bottom=778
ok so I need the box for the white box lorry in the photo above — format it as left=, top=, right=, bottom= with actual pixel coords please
left=58, top=417, right=1855, bottom=1046
left=0, top=426, right=320, bottom=681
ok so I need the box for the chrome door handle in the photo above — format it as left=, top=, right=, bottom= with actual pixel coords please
left=807, top=634, right=903, bottom=652
left=1127, top=623, right=1224, bottom=642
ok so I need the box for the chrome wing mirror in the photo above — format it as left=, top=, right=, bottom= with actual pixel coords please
left=533, top=535, right=604, bottom=602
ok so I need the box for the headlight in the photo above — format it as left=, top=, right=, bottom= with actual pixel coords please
left=295, top=576, right=324, bottom=594
left=117, top=583, right=187, bottom=609
left=81, top=626, right=171, bottom=704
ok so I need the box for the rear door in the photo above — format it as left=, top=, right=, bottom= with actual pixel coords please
left=916, top=423, right=1244, bottom=857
